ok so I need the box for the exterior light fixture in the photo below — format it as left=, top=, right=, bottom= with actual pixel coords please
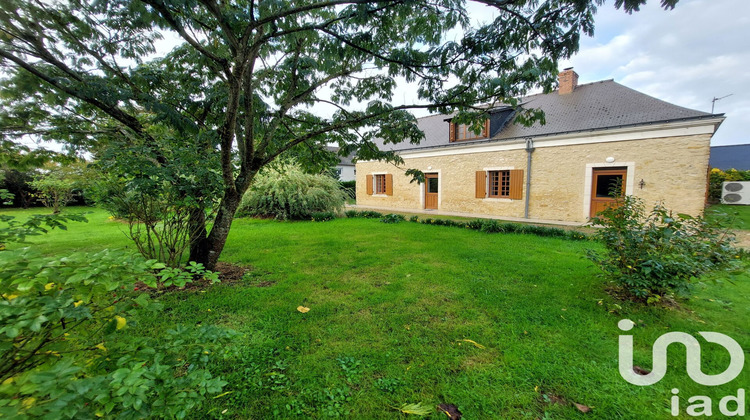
left=639, top=179, right=646, bottom=189
left=606, top=157, right=615, bottom=163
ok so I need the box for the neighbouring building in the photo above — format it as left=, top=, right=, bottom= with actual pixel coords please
left=327, top=146, right=356, bottom=182
left=710, top=144, right=750, bottom=171
left=356, top=68, right=725, bottom=224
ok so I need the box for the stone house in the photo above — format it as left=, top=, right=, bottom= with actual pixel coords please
left=355, top=69, right=725, bottom=224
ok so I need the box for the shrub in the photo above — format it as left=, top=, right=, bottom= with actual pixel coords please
left=92, top=176, right=209, bottom=268
left=346, top=210, right=383, bottom=219
left=311, top=211, right=336, bottom=221
left=465, top=219, right=484, bottom=230
left=238, top=164, right=347, bottom=220
left=29, top=174, right=75, bottom=214
left=408, top=215, right=419, bottom=223
left=380, top=213, right=405, bottom=224
left=588, top=195, right=741, bottom=299
left=340, top=180, right=356, bottom=199
left=0, top=215, right=232, bottom=418
left=479, top=219, right=503, bottom=233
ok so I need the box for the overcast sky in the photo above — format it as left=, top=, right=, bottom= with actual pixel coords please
left=557, top=0, right=748, bottom=146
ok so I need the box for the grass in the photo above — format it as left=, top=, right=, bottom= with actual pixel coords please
left=3, top=206, right=749, bottom=419
left=706, top=204, right=750, bottom=230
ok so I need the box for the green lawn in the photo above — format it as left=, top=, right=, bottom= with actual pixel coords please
left=707, top=204, right=750, bottom=230
left=3, top=207, right=749, bottom=419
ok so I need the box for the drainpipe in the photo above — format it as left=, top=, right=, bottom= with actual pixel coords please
left=524, top=138, right=534, bottom=219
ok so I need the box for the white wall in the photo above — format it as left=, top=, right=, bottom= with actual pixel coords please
left=337, top=165, right=356, bottom=182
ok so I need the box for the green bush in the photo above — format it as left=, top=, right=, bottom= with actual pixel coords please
left=345, top=210, right=383, bottom=219
left=311, top=211, right=336, bottom=221
left=380, top=213, right=405, bottom=224
left=408, top=215, right=419, bottom=223
left=465, top=219, right=484, bottom=230
left=479, top=219, right=503, bottom=233
left=588, top=195, right=742, bottom=299
left=340, top=180, right=356, bottom=199
left=0, top=215, right=232, bottom=418
left=238, top=164, right=347, bottom=220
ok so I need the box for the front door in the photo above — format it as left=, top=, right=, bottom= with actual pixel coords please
left=425, top=173, right=438, bottom=209
left=590, top=168, right=627, bottom=218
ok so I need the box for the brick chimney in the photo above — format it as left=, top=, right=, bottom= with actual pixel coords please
left=558, top=67, right=579, bottom=95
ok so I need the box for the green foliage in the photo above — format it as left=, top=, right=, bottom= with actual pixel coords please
left=340, top=180, right=356, bottom=199
left=0, top=0, right=680, bottom=269
left=0, top=214, right=232, bottom=418
left=89, top=125, right=224, bottom=267
left=0, top=170, right=34, bottom=208
left=374, top=377, right=403, bottom=393
left=0, top=213, right=88, bottom=249
left=414, top=216, right=587, bottom=240
left=380, top=213, right=406, bottom=224
left=311, top=211, right=337, bottom=222
left=588, top=195, right=742, bottom=299
left=29, top=173, right=74, bottom=215
left=238, top=165, right=346, bottom=220
left=708, top=168, right=750, bottom=203
left=153, top=261, right=220, bottom=288
left=0, top=189, right=13, bottom=206
left=345, top=210, right=383, bottom=219
left=408, top=215, right=419, bottom=223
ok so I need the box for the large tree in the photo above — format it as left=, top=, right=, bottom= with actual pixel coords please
left=0, top=0, right=677, bottom=269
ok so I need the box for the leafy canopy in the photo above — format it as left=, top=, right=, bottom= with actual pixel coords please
left=0, top=0, right=680, bottom=267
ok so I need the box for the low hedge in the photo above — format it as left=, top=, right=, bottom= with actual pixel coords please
left=344, top=210, right=589, bottom=241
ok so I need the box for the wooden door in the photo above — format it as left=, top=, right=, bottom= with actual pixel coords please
left=590, top=168, right=627, bottom=218
left=424, top=173, right=438, bottom=209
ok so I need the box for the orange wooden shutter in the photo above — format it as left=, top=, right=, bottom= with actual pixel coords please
left=385, top=174, right=393, bottom=196
left=366, top=175, right=373, bottom=195
left=509, top=169, right=524, bottom=200
left=482, top=119, right=490, bottom=138
left=449, top=122, right=456, bottom=142
left=475, top=171, right=486, bottom=198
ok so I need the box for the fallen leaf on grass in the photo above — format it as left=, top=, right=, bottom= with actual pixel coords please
left=296, top=306, right=310, bottom=313
left=437, top=403, right=462, bottom=419
left=574, top=403, right=591, bottom=413
left=392, top=402, right=432, bottom=416
left=456, top=339, right=485, bottom=349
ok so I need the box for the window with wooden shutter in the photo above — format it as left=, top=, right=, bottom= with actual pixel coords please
left=374, top=174, right=386, bottom=194
left=508, top=169, right=524, bottom=200
left=385, top=174, right=393, bottom=196
left=475, top=171, right=486, bottom=198
left=366, top=175, right=373, bottom=195
left=485, top=169, right=523, bottom=199
left=451, top=119, right=490, bottom=142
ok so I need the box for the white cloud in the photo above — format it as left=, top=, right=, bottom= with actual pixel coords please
left=561, top=0, right=750, bottom=145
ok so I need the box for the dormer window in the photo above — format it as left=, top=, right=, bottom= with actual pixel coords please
left=449, top=120, right=490, bottom=142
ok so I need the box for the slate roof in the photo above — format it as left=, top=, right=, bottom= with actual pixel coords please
left=710, top=144, right=750, bottom=170
left=326, top=146, right=355, bottom=166
left=376, top=80, right=721, bottom=152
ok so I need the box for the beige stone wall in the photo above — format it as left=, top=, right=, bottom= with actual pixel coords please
left=356, top=134, right=711, bottom=223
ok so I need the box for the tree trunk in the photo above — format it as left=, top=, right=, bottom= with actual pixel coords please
left=188, top=205, right=211, bottom=266
left=201, top=190, right=242, bottom=271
